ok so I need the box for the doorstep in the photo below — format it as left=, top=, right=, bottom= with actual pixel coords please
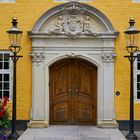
left=18, top=125, right=126, bottom=140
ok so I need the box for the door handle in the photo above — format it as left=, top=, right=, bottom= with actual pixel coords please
left=74, top=88, right=78, bottom=95
left=68, top=88, right=75, bottom=95
left=68, top=89, right=72, bottom=95
left=68, top=88, right=78, bottom=96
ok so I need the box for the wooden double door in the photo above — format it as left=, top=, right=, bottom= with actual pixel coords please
left=49, top=58, right=97, bottom=125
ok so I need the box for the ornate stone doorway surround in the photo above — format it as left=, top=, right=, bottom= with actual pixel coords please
left=28, top=2, right=119, bottom=127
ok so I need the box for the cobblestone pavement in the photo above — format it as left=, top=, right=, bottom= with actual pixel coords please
left=17, top=125, right=126, bottom=140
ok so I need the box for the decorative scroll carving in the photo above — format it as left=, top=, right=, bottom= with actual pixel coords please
left=65, top=52, right=80, bottom=57
left=45, top=14, right=100, bottom=38
left=63, top=3, right=83, bottom=14
left=30, top=52, right=45, bottom=66
left=101, top=53, right=116, bottom=63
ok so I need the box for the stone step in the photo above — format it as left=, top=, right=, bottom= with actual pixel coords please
left=18, top=126, right=126, bottom=140
left=33, top=137, right=110, bottom=140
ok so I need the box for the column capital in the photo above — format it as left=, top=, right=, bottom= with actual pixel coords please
left=101, top=53, right=116, bottom=63
left=30, top=52, right=45, bottom=66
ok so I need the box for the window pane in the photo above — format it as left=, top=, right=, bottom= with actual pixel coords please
left=0, top=82, right=2, bottom=90
left=137, top=54, right=140, bottom=61
left=137, top=83, right=140, bottom=90
left=4, top=54, right=9, bottom=61
left=137, top=92, right=140, bottom=99
left=137, top=63, right=140, bottom=70
left=0, top=54, right=2, bottom=61
left=4, top=83, right=9, bottom=90
left=137, top=75, right=140, bottom=82
left=0, top=91, right=2, bottom=99
left=3, top=91, right=9, bottom=98
left=0, top=74, right=2, bottom=81
left=4, top=62, right=9, bottom=69
left=4, top=74, right=9, bottom=81
left=0, top=62, right=2, bottom=69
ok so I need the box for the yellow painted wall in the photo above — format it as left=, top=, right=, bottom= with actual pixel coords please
left=0, top=0, right=140, bottom=120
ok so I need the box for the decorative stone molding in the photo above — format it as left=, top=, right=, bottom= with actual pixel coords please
left=29, top=2, right=119, bottom=39
left=44, top=14, right=100, bottom=38
left=101, top=53, right=117, bottom=63
left=30, top=2, right=118, bottom=34
left=65, top=52, right=80, bottom=57
left=63, top=3, right=83, bottom=14
left=30, top=52, right=45, bottom=66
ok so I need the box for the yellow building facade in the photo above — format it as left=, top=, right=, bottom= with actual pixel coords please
left=0, top=0, right=140, bottom=128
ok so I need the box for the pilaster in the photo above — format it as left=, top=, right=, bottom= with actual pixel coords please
left=30, top=51, right=45, bottom=120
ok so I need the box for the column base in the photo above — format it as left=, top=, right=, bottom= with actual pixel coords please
left=27, top=120, right=48, bottom=128
left=97, top=120, right=118, bottom=128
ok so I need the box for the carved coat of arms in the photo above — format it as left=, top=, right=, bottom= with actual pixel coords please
left=64, top=15, right=83, bottom=37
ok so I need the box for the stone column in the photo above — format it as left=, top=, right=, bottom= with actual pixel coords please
left=98, top=53, right=117, bottom=128
left=27, top=51, right=48, bottom=128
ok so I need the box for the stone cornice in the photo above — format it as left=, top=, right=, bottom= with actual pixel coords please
left=28, top=31, right=119, bottom=39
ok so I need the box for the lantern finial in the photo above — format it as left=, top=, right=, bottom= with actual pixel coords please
left=129, top=16, right=135, bottom=27
left=130, top=16, right=135, bottom=21
left=12, top=17, right=18, bottom=27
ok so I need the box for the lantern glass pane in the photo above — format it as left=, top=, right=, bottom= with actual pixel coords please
left=8, top=33, right=22, bottom=46
left=125, top=33, right=139, bottom=46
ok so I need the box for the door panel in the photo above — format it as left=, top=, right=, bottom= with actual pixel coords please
left=49, top=58, right=97, bottom=125
left=74, top=59, right=97, bottom=124
left=50, top=59, right=72, bottom=124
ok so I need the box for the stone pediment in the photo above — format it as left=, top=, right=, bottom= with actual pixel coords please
left=40, top=13, right=103, bottom=38
left=29, top=2, right=118, bottom=39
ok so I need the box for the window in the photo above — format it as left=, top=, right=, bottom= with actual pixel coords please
left=0, top=51, right=12, bottom=99
left=132, top=0, right=140, bottom=3
left=0, top=0, right=15, bottom=2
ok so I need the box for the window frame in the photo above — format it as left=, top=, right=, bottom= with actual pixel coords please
left=0, top=51, right=12, bottom=100
left=134, top=52, right=140, bottom=102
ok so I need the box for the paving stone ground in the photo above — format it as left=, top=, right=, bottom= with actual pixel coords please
left=17, top=125, right=127, bottom=140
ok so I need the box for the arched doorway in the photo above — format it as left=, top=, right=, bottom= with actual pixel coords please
left=28, top=2, right=119, bottom=127
left=49, top=58, right=97, bottom=125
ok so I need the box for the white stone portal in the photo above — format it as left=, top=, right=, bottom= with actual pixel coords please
left=28, top=2, right=119, bottom=128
